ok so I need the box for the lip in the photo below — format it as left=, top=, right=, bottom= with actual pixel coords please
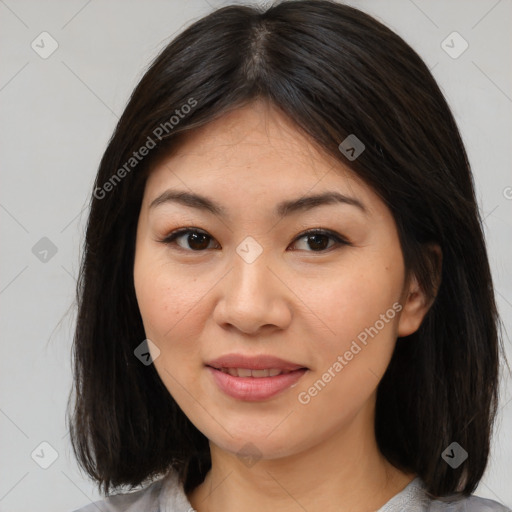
left=205, top=353, right=308, bottom=401
left=207, top=366, right=308, bottom=401
left=205, top=353, right=306, bottom=371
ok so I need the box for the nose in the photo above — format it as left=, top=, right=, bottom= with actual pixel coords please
left=212, top=249, right=293, bottom=335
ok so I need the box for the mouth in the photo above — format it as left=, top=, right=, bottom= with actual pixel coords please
left=210, top=367, right=302, bottom=378
left=205, top=354, right=309, bottom=401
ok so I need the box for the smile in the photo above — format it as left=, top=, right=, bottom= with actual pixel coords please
left=207, top=366, right=308, bottom=401
left=217, top=367, right=296, bottom=377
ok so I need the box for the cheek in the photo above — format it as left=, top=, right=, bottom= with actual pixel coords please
left=294, top=273, right=402, bottom=419
left=133, top=255, right=205, bottom=357
left=310, top=261, right=402, bottom=342
left=299, top=252, right=404, bottom=395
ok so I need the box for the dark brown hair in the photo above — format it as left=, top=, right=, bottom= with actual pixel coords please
left=67, top=0, right=505, bottom=499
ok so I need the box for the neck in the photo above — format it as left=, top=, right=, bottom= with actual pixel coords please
left=187, top=399, right=415, bottom=512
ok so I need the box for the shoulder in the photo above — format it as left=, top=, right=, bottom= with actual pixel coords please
left=69, top=469, right=194, bottom=512
left=380, top=477, right=510, bottom=512
left=69, top=480, right=164, bottom=512
left=427, top=494, right=511, bottom=511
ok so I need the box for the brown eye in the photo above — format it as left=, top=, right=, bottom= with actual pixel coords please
left=290, top=229, right=350, bottom=252
left=162, top=228, right=218, bottom=251
left=160, top=227, right=350, bottom=253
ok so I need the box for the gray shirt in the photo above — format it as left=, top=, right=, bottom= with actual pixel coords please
left=71, top=470, right=511, bottom=512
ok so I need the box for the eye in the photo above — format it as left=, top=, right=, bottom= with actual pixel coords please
left=159, top=227, right=350, bottom=253
left=160, top=228, right=219, bottom=251
left=289, top=229, right=350, bottom=252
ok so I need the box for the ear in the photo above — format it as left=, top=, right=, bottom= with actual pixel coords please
left=397, top=244, right=442, bottom=338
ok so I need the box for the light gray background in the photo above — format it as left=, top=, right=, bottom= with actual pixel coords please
left=1, top=0, right=511, bottom=511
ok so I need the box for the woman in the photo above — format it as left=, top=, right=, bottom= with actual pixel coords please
left=68, top=1, right=510, bottom=511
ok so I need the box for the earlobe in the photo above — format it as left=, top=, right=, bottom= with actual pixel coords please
left=397, top=279, right=430, bottom=337
left=397, top=244, right=442, bottom=338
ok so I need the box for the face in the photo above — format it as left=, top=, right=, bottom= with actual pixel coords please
left=133, top=99, right=428, bottom=461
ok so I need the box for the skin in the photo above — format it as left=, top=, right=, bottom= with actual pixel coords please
left=133, top=98, right=440, bottom=512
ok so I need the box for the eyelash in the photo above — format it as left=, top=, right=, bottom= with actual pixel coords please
left=158, top=227, right=351, bottom=254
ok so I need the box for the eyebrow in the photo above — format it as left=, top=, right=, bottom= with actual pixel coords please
left=149, top=189, right=368, bottom=218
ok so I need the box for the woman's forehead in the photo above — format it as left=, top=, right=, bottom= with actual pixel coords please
left=169, top=101, right=320, bottom=158
left=146, top=102, right=367, bottom=193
